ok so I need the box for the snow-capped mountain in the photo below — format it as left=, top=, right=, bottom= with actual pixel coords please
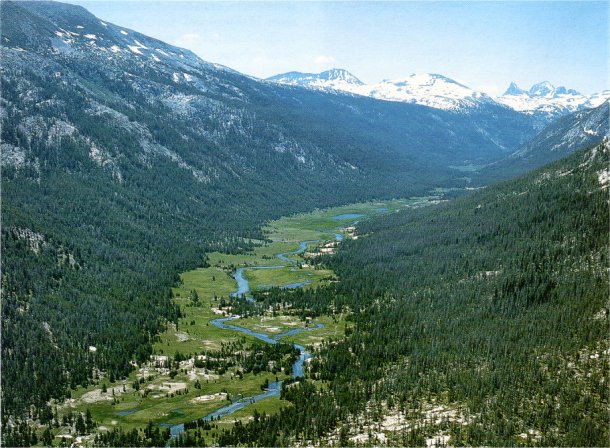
left=360, top=74, right=497, bottom=111
left=267, top=70, right=610, bottom=120
left=267, top=69, right=364, bottom=91
left=268, top=70, right=495, bottom=112
left=497, top=81, right=610, bottom=119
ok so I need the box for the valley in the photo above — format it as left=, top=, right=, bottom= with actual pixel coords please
left=1, top=1, right=607, bottom=447
left=52, top=198, right=437, bottom=445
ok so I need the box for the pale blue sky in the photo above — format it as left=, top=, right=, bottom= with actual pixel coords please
left=72, top=1, right=609, bottom=95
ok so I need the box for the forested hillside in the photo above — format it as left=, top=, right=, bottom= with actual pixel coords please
left=218, top=141, right=609, bottom=446
left=0, top=0, right=541, bottom=427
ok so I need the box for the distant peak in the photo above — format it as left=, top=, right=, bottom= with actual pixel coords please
left=318, top=68, right=364, bottom=85
left=525, top=81, right=582, bottom=98
left=427, top=73, right=458, bottom=82
left=555, top=86, right=581, bottom=96
left=266, top=69, right=363, bottom=86
left=383, top=73, right=472, bottom=91
left=529, top=81, right=555, bottom=97
left=503, top=82, right=526, bottom=96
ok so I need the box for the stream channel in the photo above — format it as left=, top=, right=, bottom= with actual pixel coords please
left=167, top=235, right=341, bottom=438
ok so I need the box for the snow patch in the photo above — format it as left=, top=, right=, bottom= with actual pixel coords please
left=120, top=30, right=128, bottom=35
left=84, top=34, right=97, bottom=40
left=128, top=45, right=143, bottom=55
left=127, top=41, right=148, bottom=55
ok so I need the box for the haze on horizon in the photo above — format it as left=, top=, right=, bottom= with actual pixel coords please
left=66, top=1, right=610, bottom=95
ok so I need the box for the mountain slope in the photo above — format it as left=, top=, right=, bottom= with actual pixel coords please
left=510, top=100, right=610, bottom=160
left=481, top=101, right=610, bottom=180
left=217, top=140, right=609, bottom=446
left=0, top=0, right=539, bottom=424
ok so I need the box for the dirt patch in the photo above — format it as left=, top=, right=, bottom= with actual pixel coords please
left=158, top=382, right=187, bottom=393
left=175, top=332, right=190, bottom=342
left=80, top=386, right=129, bottom=404
left=280, top=321, right=300, bottom=326
left=255, top=324, right=281, bottom=333
left=190, top=393, right=227, bottom=404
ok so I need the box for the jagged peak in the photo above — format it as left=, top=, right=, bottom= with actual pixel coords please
left=555, top=86, right=581, bottom=96
left=529, top=81, right=556, bottom=97
left=504, top=82, right=527, bottom=96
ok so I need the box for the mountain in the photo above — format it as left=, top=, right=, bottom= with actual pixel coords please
left=483, top=101, right=610, bottom=178
left=497, top=80, right=610, bottom=120
left=511, top=100, right=610, bottom=160
left=504, top=81, right=527, bottom=96
left=477, top=100, right=609, bottom=183
left=361, top=73, right=500, bottom=111
left=1, top=0, right=539, bottom=425
left=268, top=70, right=610, bottom=122
left=268, top=71, right=500, bottom=112
left=267, top=68, right=364, bottom=90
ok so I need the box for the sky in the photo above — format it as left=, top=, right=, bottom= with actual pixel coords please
left=71, top=1, right=609, bottom=95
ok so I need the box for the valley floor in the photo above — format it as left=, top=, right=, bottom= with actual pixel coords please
left=49, top=197, right=438, bottom=445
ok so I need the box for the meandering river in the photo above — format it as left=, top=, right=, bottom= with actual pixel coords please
left=167, top=238, right=330, bottom=439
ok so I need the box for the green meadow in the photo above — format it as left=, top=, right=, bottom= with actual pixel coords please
left=66, top=198, right=419, bottom=440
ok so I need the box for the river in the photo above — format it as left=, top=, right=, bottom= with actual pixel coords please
left=167, top=238, right=331, bottom=439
